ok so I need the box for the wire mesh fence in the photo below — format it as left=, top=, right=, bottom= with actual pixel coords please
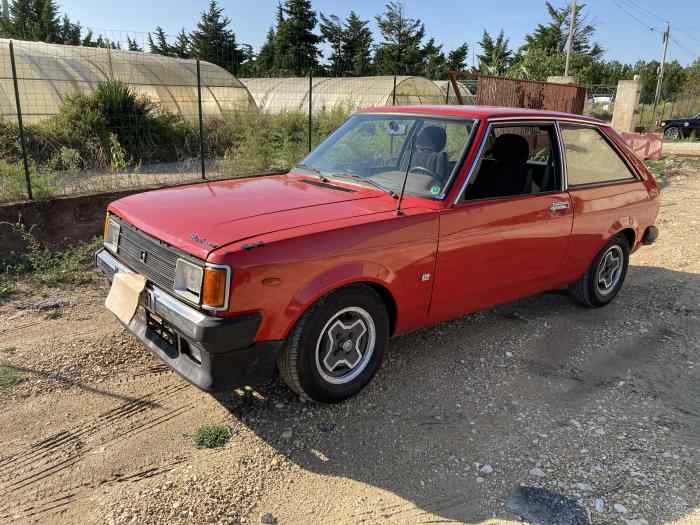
left=0, top=38, right=476, bottom=203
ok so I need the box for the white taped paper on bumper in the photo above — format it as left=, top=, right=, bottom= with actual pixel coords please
left=105, top=273, right=147, bottom=325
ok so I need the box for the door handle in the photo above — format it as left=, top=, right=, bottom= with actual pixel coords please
left=548, top=201, right=570, bottom=212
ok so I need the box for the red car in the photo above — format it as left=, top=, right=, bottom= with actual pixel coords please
left=97, top=106, right=660, bottom=402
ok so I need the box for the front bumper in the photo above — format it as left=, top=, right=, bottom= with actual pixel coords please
left=96, top=248, right=281, bottom=391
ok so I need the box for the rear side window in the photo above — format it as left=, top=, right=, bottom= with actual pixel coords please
left=560, top=125, right=636, bottom=186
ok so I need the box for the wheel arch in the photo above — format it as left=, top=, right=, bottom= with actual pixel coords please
left=281, top=268, right=400, bottom=341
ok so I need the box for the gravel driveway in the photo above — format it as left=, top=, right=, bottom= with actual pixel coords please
left=0, top=169, right=698, bottom=525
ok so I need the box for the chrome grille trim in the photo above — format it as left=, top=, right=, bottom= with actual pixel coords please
left=112, top=217, right=182, bottom=292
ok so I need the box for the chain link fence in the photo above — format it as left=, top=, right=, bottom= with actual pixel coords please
left=0, top=38, right=475, bottom=203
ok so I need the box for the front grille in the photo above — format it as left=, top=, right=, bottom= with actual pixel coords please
left=115, top=219, right=179, bottom=292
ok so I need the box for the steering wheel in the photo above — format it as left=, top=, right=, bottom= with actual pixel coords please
left=409, top=166, right=439, bottom=179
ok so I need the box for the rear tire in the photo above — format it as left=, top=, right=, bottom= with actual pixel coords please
left=569, top=234, right=630, bottom=308
left=277, top=284, right=389, bottom=403
left=664, top=126, right=682, bottom=140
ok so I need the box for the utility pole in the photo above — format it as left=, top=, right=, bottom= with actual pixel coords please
left=564, top=0, right=577, bottom=77
left=652, top=23, right=670, bottom=122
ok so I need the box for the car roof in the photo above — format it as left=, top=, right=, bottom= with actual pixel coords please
left=358, top=104, right=607, bottom=125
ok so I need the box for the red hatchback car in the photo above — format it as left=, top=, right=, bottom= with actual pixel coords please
left=97, top=106, right=660, bottom=402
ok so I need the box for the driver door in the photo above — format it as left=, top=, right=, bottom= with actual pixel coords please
left=430, top=121, right=573, bottom=323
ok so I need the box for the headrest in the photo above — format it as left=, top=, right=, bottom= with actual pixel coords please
left=416, top=126, right=447, bottom=152
left=493, top=133, right=530, bottom=164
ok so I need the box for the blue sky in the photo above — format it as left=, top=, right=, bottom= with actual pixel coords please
left=58, top=0, right=700, bottom=66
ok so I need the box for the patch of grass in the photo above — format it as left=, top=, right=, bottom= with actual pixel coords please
left=192, top=425, right=233, bottom=449
left=0, top=364, right=22, bottom=389
left=0, top=347, right=17, bottom=355
left=1, top=220, right=102, bottom=286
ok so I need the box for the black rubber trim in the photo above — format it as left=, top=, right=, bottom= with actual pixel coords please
left=123, top=308, right=281, bottom=391
left=642, top=225, right=659, bottom=245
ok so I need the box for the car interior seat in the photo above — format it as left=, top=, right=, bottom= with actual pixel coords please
left=411, top=126, right=449, bottom=183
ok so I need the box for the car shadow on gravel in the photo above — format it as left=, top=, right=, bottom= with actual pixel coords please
left=213, top=265, right=700, bottom=524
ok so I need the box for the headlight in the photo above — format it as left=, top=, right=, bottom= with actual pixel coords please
left=104, top=215, right=120, bottom=253
left=174, top=260, right=231, bottom=311
left=174, top=259, right=204, bottom=303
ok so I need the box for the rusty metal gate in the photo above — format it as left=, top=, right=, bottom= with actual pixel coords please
left=476, top=76, right=586, bottom=114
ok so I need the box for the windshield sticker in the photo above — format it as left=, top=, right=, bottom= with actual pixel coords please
left=430, top=185, right=441, bottom=195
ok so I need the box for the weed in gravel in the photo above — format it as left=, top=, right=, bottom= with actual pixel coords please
left=192, top=425, right=234, bottom=449
left=0, top=364, right=22, bottom=389
left=0, top=347, right=17, bottom=355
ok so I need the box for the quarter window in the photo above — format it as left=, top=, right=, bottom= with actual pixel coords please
left=560, top=126, right=636, bottom=186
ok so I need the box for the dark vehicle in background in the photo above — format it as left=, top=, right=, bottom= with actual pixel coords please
left=661, top=113, right=700, bottom=140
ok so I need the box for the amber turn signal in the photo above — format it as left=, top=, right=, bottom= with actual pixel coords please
left=202, top=267, right=228, bottom=309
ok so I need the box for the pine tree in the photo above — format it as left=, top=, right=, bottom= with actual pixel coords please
left=172, top=29, right=191, bottom=58
left=148, top=26, right=172, bottom=56
left=36, top=0, right=59, bottom=41
left=256, top=27, right=277, bottom=75
left=342, top=11, right=373, bottom=75
left=8, top=0, right=35, bottom=39
left=275, top=0, right=321, bottom=74
left=57, top=13, right=80, bottom=45
left=447, top=43, right=469, bottom=72
left=522, top=2, right=602, bottom=58
left=421, top=38, right=446, bottom=80
left=374, top=1, right=425, bottom=75
left=190, top=0, right=244, bottom=73
left=126, top=36, right=143, bottom=52
left=478, top=30, right=512, bottom=76
left=319, top=13, right=344, bottom=74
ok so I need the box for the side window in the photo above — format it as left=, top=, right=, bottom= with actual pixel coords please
left=560, top=125, right=636, bottom=186
left=464, top=124, right=561, bottom=201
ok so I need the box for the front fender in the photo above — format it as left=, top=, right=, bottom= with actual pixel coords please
left=281, top=261, right=398, bottom=339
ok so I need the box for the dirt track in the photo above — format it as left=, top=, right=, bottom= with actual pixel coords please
left=0, top=170, right=699, bottom=525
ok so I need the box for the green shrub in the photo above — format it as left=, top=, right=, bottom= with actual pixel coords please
left=0, top=220, right=101, bottom=285
left=192, top=425, right=233, bottom=449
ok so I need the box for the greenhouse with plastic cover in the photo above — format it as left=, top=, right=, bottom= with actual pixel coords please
left=240, top=76, right=446, bottom=114
left=0, top=38, right=258, bottom=124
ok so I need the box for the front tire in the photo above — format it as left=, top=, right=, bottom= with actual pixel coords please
left=277, top=284, right=389, bottom=403
left=569, top=234, right=630, bottom=308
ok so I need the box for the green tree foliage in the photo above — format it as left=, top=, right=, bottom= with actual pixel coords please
left=478, top=30, right=512, bottom=76
left=374, top=1, right=425, bottom=75
left=447, top=43, right=469, bottom=72
left=319, top=10, right=373, bottom=75
left=126, top=36, right=142, bottom=52
left=190, top=0, right=245, bottom=73
left=172, top=29, right=191, bottom=58
left=421, top=38, right=447, bottom=79
left=3, top=0, right=60, bottom=41
left=256, top=27, right=277, bottom=74
left=147, top=26, right=171, bottom=55
left=522, top=1, right=602, bottom=57
left=274, top=0, right=321, bottom=74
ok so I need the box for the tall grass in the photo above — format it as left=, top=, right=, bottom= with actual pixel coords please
left=0, top=81, right=351, bottom=201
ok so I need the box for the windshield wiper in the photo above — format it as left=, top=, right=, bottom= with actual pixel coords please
left=294, top=163, right=329, bottom=182
left=331, top=172, right=397, bottom=198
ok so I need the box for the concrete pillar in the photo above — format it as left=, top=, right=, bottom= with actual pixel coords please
left=612, top=78, right=642, bottom=133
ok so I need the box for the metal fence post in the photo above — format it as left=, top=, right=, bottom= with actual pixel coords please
left=445, top=80, right=450, bottom=104
left=392, top=75, right=397, bottom=105
left=196, top=59, right=206, bottom=180
left=308, top=70, right=313, bottom=153
left=9, top=41, right=32, bottom=200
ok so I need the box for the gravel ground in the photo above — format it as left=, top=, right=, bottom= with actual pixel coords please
left=0, top=166, right=698, bottom=525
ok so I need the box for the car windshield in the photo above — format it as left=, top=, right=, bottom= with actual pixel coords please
left=299, top=114, right=476, bottom=199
